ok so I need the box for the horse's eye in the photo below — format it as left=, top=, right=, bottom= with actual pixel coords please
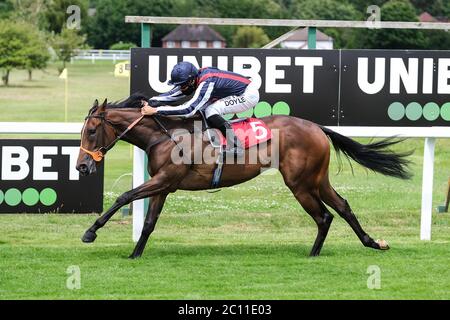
left=88, top=128, right=96, bottom=135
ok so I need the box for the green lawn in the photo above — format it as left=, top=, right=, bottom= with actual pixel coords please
left=0, top=61, right=449, bottom=299
left=0, top=60, right=130, bottom=122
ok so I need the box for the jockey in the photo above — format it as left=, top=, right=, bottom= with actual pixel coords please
left=141, top=61, right=260, bottom=155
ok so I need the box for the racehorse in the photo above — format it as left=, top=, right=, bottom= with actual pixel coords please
left=76, top=94, right=412, bottom=259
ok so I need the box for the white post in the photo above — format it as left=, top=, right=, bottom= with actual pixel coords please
left=132, top=146, right=146, bottom=242
left=420, top=137, right=436, bottom=240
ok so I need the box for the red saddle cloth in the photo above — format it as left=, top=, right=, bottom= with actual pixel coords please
left=219, top=118, right=272, bottom=149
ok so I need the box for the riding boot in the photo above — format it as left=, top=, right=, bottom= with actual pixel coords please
left=207, top=114, right=244, bottom=155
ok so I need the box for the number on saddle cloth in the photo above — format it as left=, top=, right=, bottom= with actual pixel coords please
left=199, top=111, right=272, bottom=149
left=225, top=118, right=272, bottom=149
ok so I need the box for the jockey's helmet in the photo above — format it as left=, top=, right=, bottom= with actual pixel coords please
left=168, top=61, right=198, bottom=86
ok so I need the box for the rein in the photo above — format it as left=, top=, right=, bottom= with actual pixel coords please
left=153, top=116, right=184, bottom=152
left=80, top=114, right=144, bottom=162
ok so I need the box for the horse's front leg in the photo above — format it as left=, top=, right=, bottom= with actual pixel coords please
left=129, top=193, right=168, bottom=259
left=81, top=174, right=171, bottom=243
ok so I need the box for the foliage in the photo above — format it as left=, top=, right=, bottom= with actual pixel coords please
left=109, top=41, right=137, bottom=50
left=232, top=26, right=270, bottom=48
left=24, top=29, right=51, bottom=80
left=84, top=0, right=176, bottom=48
left=50, top=28, right=87, bottom=71
left=2, top=0, right=450, bottom=50
left=0, top=20, right=49, bottom=85
left=41, top=0, right=89, bottom=34
left=290, top=0, right=364, bottom=49
left=0, top=0, right=14, bottom=19
left=361, top=0, right=428, bottom=49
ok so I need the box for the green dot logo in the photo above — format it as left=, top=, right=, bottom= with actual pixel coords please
left=40, top=188, right=57, bottom=206
left=0, top=190, right=4, bottom=205
left=388, top=102, right=405, bottom=121
left=23, top=188, right=40, bottom=206
left=441, top=102, right=450, bottom=121
left=272, top=101, right=291, bottom=115
left=423, top=102, right=440, bottom=121
left=223, top=113, right=234, bottom=120
left=405, top=102, right=422, bottom=121
left=5, top=188, right=21, bottom=206
left=236, top=107, right=254, bottom=118
left=254, top=101, right=272, bottom=118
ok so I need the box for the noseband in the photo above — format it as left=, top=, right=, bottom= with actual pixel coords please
left=80, top=113, right=144, bottom=162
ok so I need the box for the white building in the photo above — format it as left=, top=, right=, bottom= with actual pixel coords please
left=280, top=27, right=333, bottom=50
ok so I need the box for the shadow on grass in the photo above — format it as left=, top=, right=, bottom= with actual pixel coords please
left=0, top=84, right=50, bottom=89
left=80, top=241, right=394, bottom=261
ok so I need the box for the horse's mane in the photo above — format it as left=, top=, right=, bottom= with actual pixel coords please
left=87, top=93, right=150, bottom=115
left=106, top=93, right=150, bottom=109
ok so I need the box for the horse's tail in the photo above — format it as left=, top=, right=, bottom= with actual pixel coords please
left=319, top=126, right=413, bottom=180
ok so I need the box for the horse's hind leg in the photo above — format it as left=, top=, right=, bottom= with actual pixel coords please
left=319, top=176, right=389, bottom=250
left=291, top=187, right=334, bottom=256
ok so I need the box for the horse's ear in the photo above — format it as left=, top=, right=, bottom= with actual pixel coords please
left=97, top=99, right=107, bottom=112
left=93, top=99, right=99, bottom=107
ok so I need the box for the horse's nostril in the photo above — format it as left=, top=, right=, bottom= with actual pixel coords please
left=77, top=164, right=88, bottom=174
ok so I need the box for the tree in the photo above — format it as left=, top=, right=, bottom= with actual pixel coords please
left=84, top=0, right=287, bottom=49
left=25, top=31, right=51, bottom=81
left=0, top=20, right=32, bottom=86
left=51, top=28, right=87, bottom=71
left=0, top=0, right=14, bottom=19
left=290, top=0, right=363, bottom=48
left=85, top=0, right=176, bottom=48
left=208, top=0, right=287, bottom=45
left=232, top=27, right=270, bottom=48
left=362, top=0, right=428, bottom=49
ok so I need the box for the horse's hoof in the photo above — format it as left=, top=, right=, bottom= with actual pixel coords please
left=376, top=239, right=390, bottom=250
left=81, top=230, right=97, bottom=243
left=128, top=254, right=141, bottom=259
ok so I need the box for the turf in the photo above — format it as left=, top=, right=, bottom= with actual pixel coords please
left=0, top=61, right=449, bottom=299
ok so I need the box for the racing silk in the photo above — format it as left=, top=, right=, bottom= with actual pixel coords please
left=148, top=85, right=187, bottom=106
left=153, top=67, right=251, bottom=117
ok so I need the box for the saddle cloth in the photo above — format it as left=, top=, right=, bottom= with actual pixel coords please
left=217, top=118, right=272, bottom=149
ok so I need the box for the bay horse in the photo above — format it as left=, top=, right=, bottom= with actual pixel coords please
left=76, top=94, right=411, bottom=259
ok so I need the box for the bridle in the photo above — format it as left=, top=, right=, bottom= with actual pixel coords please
left=80, top=113, right=144, bottom=162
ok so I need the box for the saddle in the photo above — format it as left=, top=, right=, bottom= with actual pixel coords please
left=197, top=113, right=272, bottom=189
left=152, top=112, right=273, bottom=189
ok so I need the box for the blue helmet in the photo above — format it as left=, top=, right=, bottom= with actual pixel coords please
left=168, top=61, right=198, bottom=86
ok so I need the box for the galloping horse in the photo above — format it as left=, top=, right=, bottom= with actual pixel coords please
left=76, top=94, right=411, bottom=259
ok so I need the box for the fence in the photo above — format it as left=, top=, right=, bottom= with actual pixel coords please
left=72, top=49, right=130, bottom=63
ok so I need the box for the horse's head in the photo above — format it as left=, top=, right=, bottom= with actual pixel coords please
left=76, top=99, right=116, bottom=176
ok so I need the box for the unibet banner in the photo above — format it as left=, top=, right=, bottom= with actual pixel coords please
left=130, top=48, right=450, bottom=127
left=0, top=140, right=103, bottom=213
